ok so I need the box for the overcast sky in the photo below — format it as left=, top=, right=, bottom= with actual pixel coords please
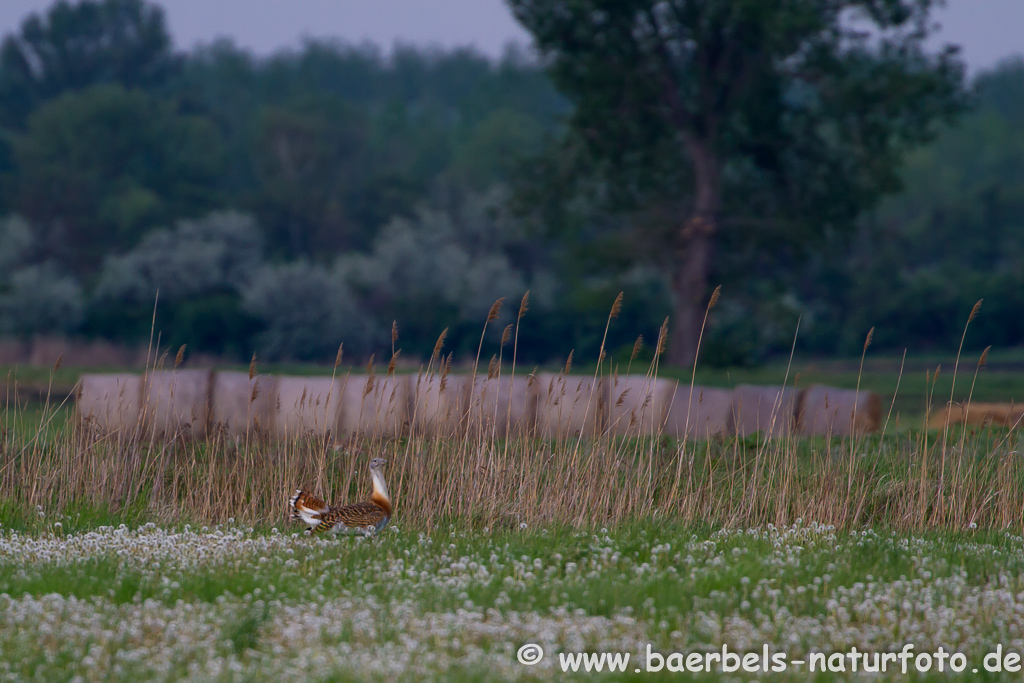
left=0, top=0, right=1020, bottom=73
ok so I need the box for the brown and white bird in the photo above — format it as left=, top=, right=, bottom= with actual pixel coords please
left=289, top=457, right=392, bottom=536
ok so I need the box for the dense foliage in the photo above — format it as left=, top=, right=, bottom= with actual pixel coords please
left=0, top=0, right=1020, bottom=365
left=509, top=0, right=966, bottom=365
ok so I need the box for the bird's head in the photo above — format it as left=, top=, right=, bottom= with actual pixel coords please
left=369, top=457, right=387, bottom=471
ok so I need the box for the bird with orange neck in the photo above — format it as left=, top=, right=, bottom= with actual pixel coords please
left=289, top=457, right=392, bottom=535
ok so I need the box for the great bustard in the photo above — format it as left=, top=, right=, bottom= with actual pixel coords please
left=289, top=457, right=392, bottom=535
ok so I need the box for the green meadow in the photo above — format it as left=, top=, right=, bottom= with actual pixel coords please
left=2, top=521, right=1024, bottom=680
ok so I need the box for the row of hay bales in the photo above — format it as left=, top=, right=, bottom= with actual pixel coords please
left=76, top=370, right=881, bottom=441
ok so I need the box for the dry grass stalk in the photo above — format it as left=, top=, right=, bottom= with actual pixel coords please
left=504, top=292, right=530, bottom=455
left=440, top=353, right=452, bottom=392
left=432, top=329, right=448, bottom=363
left=174, top=345, right=186, bottom=369
left=969, top=299, right=983, bottom=323
left=675, top=285, right=723, bottom=494
left=595, top=292, right=623, bottom=374
left=615, top=388, right=630, bottom=408
left=487, top=298, right=504, bottom=323
left=937, top=301, right=984, bottom=523
left=363, top=355, right=376, bottom=397
left=467, top=299, right=507, bottom=434
left=631, top=336, right=643, bottom=361
left=655, top=318, right=669, bottom=358
left=708, top=284, right=721, bottom=310
left=610, top=292, right=623, bottom=320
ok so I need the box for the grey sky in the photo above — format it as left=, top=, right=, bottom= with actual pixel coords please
left=0, top=0, right=1020, bottom=72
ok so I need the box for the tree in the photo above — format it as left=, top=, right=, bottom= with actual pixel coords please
left=812, top=59, right=1024, bottom=353
left=250, top=96, right=370, bottom=257
left=0, top=263, right=84, bottom=338
left=0, top=0, right=178, bottom=128
left=94, top=211, right=262, bottom=304
left=509, top=0, right=966, bottom=365
left=338, top=188, right=530, bottom=356
left=241, top=261, right=374, bottom=361
left=7, top=84, right=223, bottom=272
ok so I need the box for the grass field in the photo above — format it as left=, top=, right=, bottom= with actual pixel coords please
left=3, top=521, right=1024, bottom=680
left=2, top=409, right=1024, bottom=679
left=4, top=329, right=1024, bottom=679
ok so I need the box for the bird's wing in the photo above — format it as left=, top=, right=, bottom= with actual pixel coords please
left=314, top=501, right=387, bottom=533
left=290, top=489, right=330, bottom=526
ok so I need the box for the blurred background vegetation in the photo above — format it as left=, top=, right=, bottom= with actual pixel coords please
left=0, top=0, right=1020, bottom=368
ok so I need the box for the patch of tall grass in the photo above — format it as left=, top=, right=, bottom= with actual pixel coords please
left=1, top=294, right=1021, bottom=532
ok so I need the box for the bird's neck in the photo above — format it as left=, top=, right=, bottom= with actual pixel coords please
left=370, top=469, right=392, bottom=516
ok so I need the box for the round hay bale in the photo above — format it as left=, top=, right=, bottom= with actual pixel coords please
left=274, top=376, right=344, bottom=440
left=463, top=375, right=537, bottom=439
left=209, top=371, right=278, bottom=439
left=336, top=374, right=409, bottom=439
left=663, top=385, right=734, bottom=440
left=409, top=374, right=468, bottom=437
left=605, top=376, right=677, bottom=436
left=731, top=385, right=801, bottom=437
left=926, top=401, right=1023, bottom=430
left=798, top=385, right=881, bottom=435
left=535, top=373, right=605, bottom=440
left=141, top=369, right=213, bottom=440
left=76, top=373, right=144, bottom=436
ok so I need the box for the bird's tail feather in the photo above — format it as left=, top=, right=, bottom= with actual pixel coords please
left=290, top=489, right=329, bottom=526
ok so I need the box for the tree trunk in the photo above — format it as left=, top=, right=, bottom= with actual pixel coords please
left=669, top=230, right=714, bottom=366
left=669, top=136, right=720, bottom=367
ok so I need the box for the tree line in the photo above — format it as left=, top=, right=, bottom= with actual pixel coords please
left=0, top=0, right=1019, bottom=366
